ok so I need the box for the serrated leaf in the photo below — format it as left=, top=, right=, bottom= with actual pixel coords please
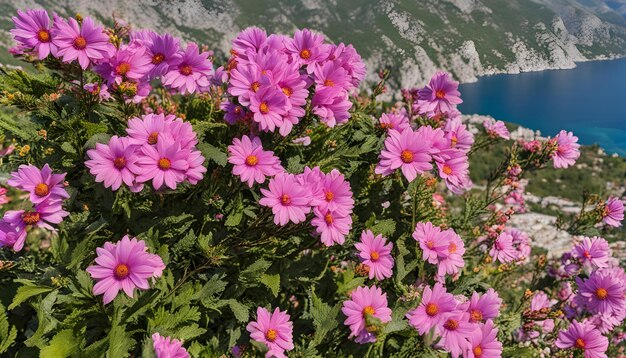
left=60, top=142, right=77, bottom=154
left=39, top=329, right=79, bottom=357
left=370, top=219, right=396, bottom=237
left=309, top=291, right=340, bottom=345
left=197, top=142, right=227, bottom=166
left=260, top=273, right=280, bottom=297
left=227, top=300, right=249, bottom=322
left=0, top=303, right=16, bottom=353
left=239, top=259, right=272, bottom=286
left=9, top=284, right=54, bottom=310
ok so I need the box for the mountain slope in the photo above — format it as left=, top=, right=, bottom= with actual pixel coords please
left=0, top=0, right=625, bottom=87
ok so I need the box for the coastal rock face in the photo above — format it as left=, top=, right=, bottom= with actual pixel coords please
left=0, top=0, right=625, bottom=88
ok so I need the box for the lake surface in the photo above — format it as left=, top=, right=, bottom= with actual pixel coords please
left=458, top=58, right=626, bottom=156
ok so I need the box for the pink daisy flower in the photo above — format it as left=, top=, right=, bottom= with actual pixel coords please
left=443, top=117, right=474, bottom=152
left=0, top=188, right=9, bottom=206
left=227, top=135, right=283, bottom=187
left=313, top=61, right=351, bottom=91
left=489, top=232, right=518, bottom=264
left=162, top=42, right=213, bottom=94
left=184, top=150, right=207, bottom=185
left=406, top=282, right=457, bottom=335
left=602, top=197, right=624, bottom=227
left=51, top=15, right=114, bottom=69
left=354, top=230, right=394, bottom=280
left=94, top=41, right=152, bottom=85
left=417, top=71, right=462, bottom=115
left=10, top=9, right=57, bottom=59
left=572, top=236, right=610, bottom=269
left=310, top=209, right=351, bottom=246
left=285, top=29, right=326, bottom=70
left=436, top=230, right=465, bottom=279
left=86, top=236, right=165, bottom=304
left=228, top=63, right=264, bottom=106
left=379, top=112, right=410, bottom=131
left=311, top=87, right=352, bottom=128
left=310, top=169, right=354, bottom=216
left=85, top=136, right=143, bottom=192
left=437, top=311, right=475, bottom=358
left=575, top=269, right=626, bottom=315
left=259, top=173, right=311, bottom=226
left=152, top=333, right=189, bottom=358
left=136, top=135, right=190, bottom=190
left=126, top=113, right=175, bottom=146
left=466, top=320, right=503, bottom=358
left=436, top=149, right=470, bottom=193
left=482, top=118, right=510, bottom=140
left=467, top=289, right=502, bottom=323
left=246, top=307, right=294, bottom=358
left=7, top=163, right=69, bottom=204
left=375, top=127, right=434, bottom=182
left=551, top=130, right=580, bottom=169
left=3, top=200, right=68, bottom=251
left=328, top=43, right=367, bottom=87
left=556, top=320, right=608, bottom=358
left=342, top=285, right=392, bottom=344
left=413, top=222, right=451, bottom=264
left=135, top=32, right=181, bottom=79
left=0, top=221, right=22, bottom=250
left=231, top=27, right=267, bottom=57
left=249, top=86, right=289, bottom=132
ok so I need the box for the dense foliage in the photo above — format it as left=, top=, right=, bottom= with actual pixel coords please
left=0, top=9, right=624, bottom=358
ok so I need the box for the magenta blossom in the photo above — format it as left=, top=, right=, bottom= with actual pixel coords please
left=259, top=173, right=311, bottom=226
left=575, top=269, right=626, bottom=315
left=551, top=130, right=580, bottom=169
left=249, top=86, right=289, bottom=132
left=556, top=320, right=609, bottom=358
left=86, top=236, right=165, bottom=304
left=418, top=71, right=462, bottom=115
left=285, top=28, right=326, bottom=70
left=0, top=188, right=9, bottom=206
left=136, top=136, right=190, bottom=190
left=51, top=15, right=114, bottom=69
left=342, top=285, right=392, bottom=344
left=94, top=41, right=152, bottom=84
left=438, top=311, right=475, bottom=358
left=228, top=135, right=283, bottom=187
left=137, top=32, right=181, bottom=78
left=0, top=222, right=23, bottom=250
left=3, top=200, right=68, bottom=251
left=406, top=282, right=458, bottom=335
left=311, top=208, right=351, bottom=246
left=443, top=117, right=474, bottom=152
left=436, top=230, right=465, bottom=279
left=466, top=320, right=503, bottom=358
left=246, top=307, right=294, bottom=358
left=379, top=112, right=410, bottom=132
left=85, top=136, right=143, bottom=192
left=413, top=222, right=451, bottom=264
left=126, top=113, right=175, bottom=146
left=311, top=87, right=352, bottom=128
left=375, top=127, right=434, bottom=182
left=355, top=230, right=394, bottom=280
left=11, top=9, right=57, bottom=59
left=467, top=289, right=502, bottom=323
left=483, top=118, right=510, bottom=140
left=572, top=236, right=611, bottom=269
left=8, top=163, right=69, bottom=204
left=152, top=333, right=189, bottom=358
left=602, top=197, right=624, bottom=227
left=310, top=169, right=354, bottom=216
left=489, top=232, right=518, bottom=264
left=162, top=42, right=213, bottom=94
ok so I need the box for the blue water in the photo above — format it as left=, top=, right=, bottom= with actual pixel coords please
left=458, top=58, right=626, bottom=156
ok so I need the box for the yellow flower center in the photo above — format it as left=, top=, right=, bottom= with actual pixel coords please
left=265, top=329, right=278, bottom=342
left=370, top=251, right=380, bottom=261
left=325, top=191, right=334, bottom=201
left=35, top=183, right=50, bottom=197
left=259, top=102, right=269, bottom=114
left=22, top=211, right=40, bottom=225
left=251, top=81, right=260, bottom=92
left=470, top=309, right=483, bottom=322
left=281, top=194, right=290, bottom=205
left=148, top=132, right=159, bottom=145
left=362, top=305, right=375, bottom=316
left=425, top=303, right=438, bottom=316
left=37, top=29, right=50, bottom=42
left=114, top=263, right=130, bottom=279
left=473, top=346, right=483, bottom=357
left=575, top=338, right=586, bottom=349
left=73, top=36, right=87, bottom=49
left=115, top=62, right=131, bottom=75
left=299, top=49, right=311, bottom=59
left=443, top=165, right=453, bottom=175
left=114, top=157, right=126, bottom=170
left=596, top=288, right=608, bottom=300
left=324, top=212, right=333, bottom=224
left=435, top=90, right=446, bottom=99
left=282, top=87, right=293, bottom=97
left=152, top=53, right=165, bottom=64
left=400, top=150, right=413, bottom=163
left=443, top=319, right=459, bottom=331
left=245, top=155, right=258, bottom=166
left=324, top=79, right=334, bottom=87
left=448, top=242, right=457, bottom=254
left=158, top=158, right=171, bottom=170
left=450, top=135, right=458, bottom=147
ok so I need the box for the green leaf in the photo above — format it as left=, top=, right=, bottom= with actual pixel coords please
left=0, top=303, right=16, bottom=353
left=9, top=284, right=54, bottom=310
left=370, top=219, right=396, bottom=237
left=197, top=142, right=227, bottom=166
left=260, top=273, right=280, bottom=297
left=83, top=133, right=111, bottom=150
left=39, top=329, right=79, bottom=358
left=239, top=259, right=272, bottom=286
left=227, top=300, right=249, bottom=322
left=287, top=156, right=304, bottom=173
left=60, top=142, right=77, bottom=154
left=309, top=291, right=340, bottom=345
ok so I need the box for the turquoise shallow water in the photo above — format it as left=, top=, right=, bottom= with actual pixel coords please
left=457, top=58, right=626, bottom=156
